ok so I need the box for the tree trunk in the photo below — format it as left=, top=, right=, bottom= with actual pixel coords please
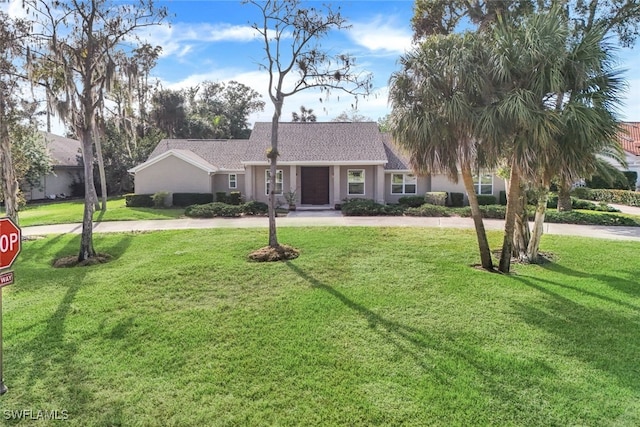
left=0, top=92, right=19, bottom=224
left=557, top=182, right=572, bottom=212
left=527, top=185, right=549, bottom=263
left=79, top=127, right=97, bottom=261
left=94, top=129, right=108, bottom=211
left=512, top=184, right=530, bottom=263
left=499, top=159, right=521, bottom=273
left=461, top=162, right=493, bottom=270
left=268, top=99, right=283, bottom=249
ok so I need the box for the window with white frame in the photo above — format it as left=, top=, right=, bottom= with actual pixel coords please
left=348, top=169, right=365, bottom=195
left=265, top=169, right=283, bottom=195
left=472, top=171, right=493, bottom=195
left=391, top=173, right=417, bottom=194
left=229, top=173, right=237, bottom=189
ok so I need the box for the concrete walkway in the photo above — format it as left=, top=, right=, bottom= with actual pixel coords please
left=22, top=213, right=640, bottom=242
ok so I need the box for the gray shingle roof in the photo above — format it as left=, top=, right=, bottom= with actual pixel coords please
left=381, top=133, right=412, bottom=170
left=41, top=132, right=82, bottom=167
left=148, top=139, right=250, bottom=171
left=146, top=122, right=402, bottom=170
left=244, top=122, right=388, bottom=164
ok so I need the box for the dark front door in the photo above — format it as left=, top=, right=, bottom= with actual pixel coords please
left=301, top=167, right=329, bottom=205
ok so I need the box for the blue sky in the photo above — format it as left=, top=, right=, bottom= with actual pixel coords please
left=4, top=0, right=640, bottom=127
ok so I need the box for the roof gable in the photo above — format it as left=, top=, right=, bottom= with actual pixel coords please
left=146, top=139, right=250, bottom=171
left=244, top=122, right=388, bottom=164
left=381, top=133, right=412, bottom=171
left=129, top=149, right=217, bottom=174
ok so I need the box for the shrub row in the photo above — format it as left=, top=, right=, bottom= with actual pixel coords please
left=545, top=211, right=639, bottom=226
left=184, top=201, right=269, bottom=218
left=586, top=171, right=637, bottom=190
left=341, top=199, right=404, bottom=216
left=583, top=189, right=640, bottom=207
left=125, top=193, right=154, bottom=207
left=547, top=195, right=620, bottom=212
left=173, top=193, right=213, bottom=207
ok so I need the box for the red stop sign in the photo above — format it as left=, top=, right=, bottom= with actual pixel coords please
left=0, top=218, right=21, bottom=270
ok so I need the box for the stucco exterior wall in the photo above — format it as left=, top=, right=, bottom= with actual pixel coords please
left=384, top=173, right=431, bottom=204
left=431, top=173, right=506, bottom=204
left=338, top=165, right=378, bottom=201
left=25, top=167, right=82, bottom=200
left=134, top=156, right=211, bottom=194
left=249, top=165, right=293, bottom=205
left=212, top=173, right=245, bottom=195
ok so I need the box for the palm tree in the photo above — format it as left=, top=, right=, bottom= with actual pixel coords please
left=481, top=10, right=569, bottom=272
left=389, top=33, right=497, bottom=271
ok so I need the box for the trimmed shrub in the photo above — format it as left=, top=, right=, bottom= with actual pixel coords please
left=215, top=192, right=228, bottom=203
left=570, top=187, right=592, bottom=200
left=586, top=172, right=637, bottom=190
left=585, top=189, right=640, bottom=207
left=499, top=190, right=507, bottom=206
left=425, top=192, right=447, bottom=206
left=398, top=195, right=426, bottom=208
left=479, top=205, right=507, bottom=219
left=125, top=193, right=154, bottom=207
left=476, top=195, right=497, bottom=205
left=228, top=191, right=243, bottom=206
left=172, top=193, right=214, bottom=207
left=447, top=192, right=464, bottom=207
left=405, top=204, right=450, bottom=217
left=185, top=202, right=243, bottom=218
left=341, top=199, right=404, bottom=216
left=152, top=191, right=170, bottom=208
left=242, top=201, right=269, bottom=215
left=545, top=210, right=639, bottom=226
left=547, top=195, right=559, bottom=209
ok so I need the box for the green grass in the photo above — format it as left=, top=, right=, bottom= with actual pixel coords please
left=17, top=197, right=185, bottom=227
left=3, top=227, right=640, bottom=426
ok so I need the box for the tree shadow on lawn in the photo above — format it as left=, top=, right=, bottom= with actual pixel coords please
left=539, top=261, right=640, bottom=299
left=4, top=233, right=135, bottom=418
left=510, top=274, right=640, bottom=393
left=284, top=262, right=560, bottom=422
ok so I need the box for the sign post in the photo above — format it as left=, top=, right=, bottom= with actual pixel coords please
left=0, top=217, right=22, bottom=396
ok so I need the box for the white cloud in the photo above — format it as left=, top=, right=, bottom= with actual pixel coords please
left=348, top=16, right=413, bottom=55
left=138, top=21, right=259, bottom=57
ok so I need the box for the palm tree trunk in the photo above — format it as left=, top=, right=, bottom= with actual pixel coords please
left=512, top=184, right=530, bottom=262
left=527, top=185, right=549, bottom=263
left=557, top=182, right=572, bottom=212
left=461, top=162, right=493, bottom=270
left=499, top=159, right=521, bottom=273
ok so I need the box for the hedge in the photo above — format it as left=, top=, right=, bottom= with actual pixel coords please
left=476, top=195, right=497, bottom=206
left=185, top=202, right=243, bottom=218
left=586, top=189, right=640, bottom=207
left=405, top=204, right=450, bottom=217
left=425, top=192, right=447, bottom=206
left=398, top=195, right=426, bottom=208
left=242, top=201, right=268, bottom=215
left=586, top=171, right=637, bottom=190
left=173, top=193, right=214, bottom=207
left=447, top=192, right=464, bottom=207
left=545, top=211, right=639, bottom=226
left=341, top=199, right=404, bottom=216
left=125, top=193, right=154, bottom=207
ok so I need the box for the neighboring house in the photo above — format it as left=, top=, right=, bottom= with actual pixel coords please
left=129, top=122, right=505, bottom=207
left=24, top=132, right=83, bottom=201
left=617, top=122, right=640, bottom=189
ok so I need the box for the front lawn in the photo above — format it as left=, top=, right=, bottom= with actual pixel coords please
left=17, top=197, right=184, bottom=227
left=3, top=228, right=640, bottom=425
